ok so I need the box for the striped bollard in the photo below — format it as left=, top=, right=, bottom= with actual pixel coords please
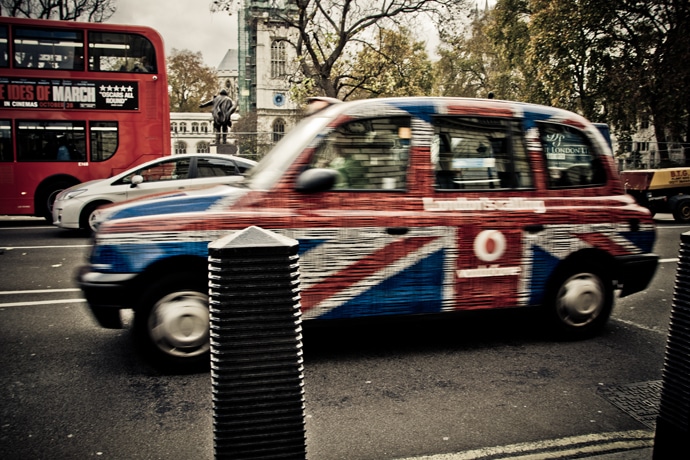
left=208, top=226, right=306, bottom=459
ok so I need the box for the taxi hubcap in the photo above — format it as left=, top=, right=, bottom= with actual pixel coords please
left=149, top=291, right=209, bottom=358
left=555, top=273, right=604, bottom=327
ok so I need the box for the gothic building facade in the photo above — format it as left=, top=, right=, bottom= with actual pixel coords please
left=236, top=0, right=300, bottom=157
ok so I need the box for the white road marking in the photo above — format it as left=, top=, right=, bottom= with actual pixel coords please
left=0, top=298, right=86, bottom=308
left=1, top=245, right=90, bottom=250
left=0, top=288, right=81, bottom=295
left=0, top=289, right=85, bottom=308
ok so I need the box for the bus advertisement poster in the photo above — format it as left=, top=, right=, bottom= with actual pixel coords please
left=0, top=77, right=139, bottom=111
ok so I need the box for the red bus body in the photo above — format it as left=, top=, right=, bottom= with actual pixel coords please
left=0, top=17, right=170, bottom=220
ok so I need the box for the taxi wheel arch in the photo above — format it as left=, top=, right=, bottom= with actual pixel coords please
left=134, top=259, right=209, bottom=371
left=543, top=252, right=614, bottom=340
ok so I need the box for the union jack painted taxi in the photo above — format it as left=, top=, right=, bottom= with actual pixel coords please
left=78, top=97, right=659, bottom=369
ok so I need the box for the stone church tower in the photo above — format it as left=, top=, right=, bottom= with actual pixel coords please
left=237, top=0, right=301, bottom=156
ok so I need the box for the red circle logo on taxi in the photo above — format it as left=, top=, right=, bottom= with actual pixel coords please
left=474, top=230, right=506, bottom=262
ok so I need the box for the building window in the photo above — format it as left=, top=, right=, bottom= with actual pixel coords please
left=171, top=122, right=177, bottom=133
left=174, top=141, right=187, bottom=154
left=201, top=123, right=209, bottom=134
left=271, top=40, right=286, bottom=78
left=273, top=118, right=286, bottom=142
left=179, top=122, right=187, bottom=133
left=192, top=122, right=199, bottom=133
left=197, top=141, right=210, bottom=153
left=634, top=142, right=649, bottom=152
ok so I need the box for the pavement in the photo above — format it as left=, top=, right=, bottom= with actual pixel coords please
left=399, top=431, right=657, bottom=459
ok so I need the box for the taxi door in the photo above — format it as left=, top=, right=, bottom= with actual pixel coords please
left=426, top=115, right=539, bottom=311
left=292, top=114, right=452, bottom=320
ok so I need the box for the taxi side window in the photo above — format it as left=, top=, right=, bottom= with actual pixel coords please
left=311, top=116, right=411, bottom=190
left=432, top=117, right=532, bottom=190
left=539, top=123, right=607, bottom=188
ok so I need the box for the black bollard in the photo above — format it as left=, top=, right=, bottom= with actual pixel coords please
left=653, top=231, right=690, bottom=459
left=208, top=226, right=306, bottom=460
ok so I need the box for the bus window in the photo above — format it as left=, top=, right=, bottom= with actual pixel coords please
left=16, top=121, right=86, bottom=161
left=88, top=32, right=156, bottom=73
left=90, top=122, right=118, bottom=162
left=0, top=26, right=8, bottom=67
left=13, top=27, right=84, bottom=70
left=0, top=120, right=11, bottom=161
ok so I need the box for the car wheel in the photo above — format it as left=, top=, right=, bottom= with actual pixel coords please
left=672, top=199, right=690, bottom=223
left=544, top=265, right=613, bottom=339
left=80, top=201, right=110, bottom=233
left=135, top=274, right=210, bottom=370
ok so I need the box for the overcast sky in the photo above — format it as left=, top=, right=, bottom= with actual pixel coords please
left=108, top=0, right=238, bottom=68
left=107, top=0, right=496, bottom=69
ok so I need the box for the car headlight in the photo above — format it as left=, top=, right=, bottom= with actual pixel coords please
left=58, top=188, right=88, bottom=200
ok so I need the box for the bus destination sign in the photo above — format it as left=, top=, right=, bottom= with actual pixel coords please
left=0, top=77, right=139, bottom=110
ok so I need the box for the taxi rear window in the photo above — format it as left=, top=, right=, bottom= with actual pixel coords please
left=540, top=123, right=606, bottom=188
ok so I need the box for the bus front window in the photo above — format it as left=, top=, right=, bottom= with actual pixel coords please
left=88, top=32, right=156, bottom=73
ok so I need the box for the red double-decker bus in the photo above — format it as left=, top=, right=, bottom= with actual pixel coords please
left=0, top=17, right=170, bottom=221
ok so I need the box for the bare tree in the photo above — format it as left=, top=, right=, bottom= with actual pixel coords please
left=1, top=0, right=116, bottom=22
left=213, top=0, right=468, bottom=100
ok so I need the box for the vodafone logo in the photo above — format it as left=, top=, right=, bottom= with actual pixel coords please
left=473, top=230, right=506, bottom=262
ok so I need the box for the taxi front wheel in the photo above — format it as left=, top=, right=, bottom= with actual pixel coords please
left=134, top=273, right=210, bottom=371
left=544, top=265, right=613, bottom=339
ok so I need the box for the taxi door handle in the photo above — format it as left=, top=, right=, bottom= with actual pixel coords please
left=387, top=227, right=409, bottom=235
left=524, top=224, right=545, bottom=233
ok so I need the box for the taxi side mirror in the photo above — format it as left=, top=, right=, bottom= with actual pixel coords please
left=295, top=168, right=337, bottom=193
left=130, top=175, right=144, bottom=188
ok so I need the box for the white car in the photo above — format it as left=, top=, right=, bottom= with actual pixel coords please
left=52, top=153, right=256, bottom=232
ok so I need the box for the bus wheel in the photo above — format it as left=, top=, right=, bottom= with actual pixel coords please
left=37, top=180, right=75, bottom=223
left=672, top=199, right=690, bottom=223
left=80, top=201, right=110, bottom=233
left=134, top=273, right=210, bottom=371
left=544, top=265, right=613, bottom=339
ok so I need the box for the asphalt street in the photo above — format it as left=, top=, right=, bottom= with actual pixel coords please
left=0, top=215, right=686, bottom=459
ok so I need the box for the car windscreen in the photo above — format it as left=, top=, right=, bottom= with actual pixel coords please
left=247, top=114, right=334, bottom=190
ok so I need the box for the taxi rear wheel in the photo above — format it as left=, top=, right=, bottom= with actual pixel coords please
left=134, top=274, right=210, bottom=371
left=544, top=265, right=613, bottom=339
